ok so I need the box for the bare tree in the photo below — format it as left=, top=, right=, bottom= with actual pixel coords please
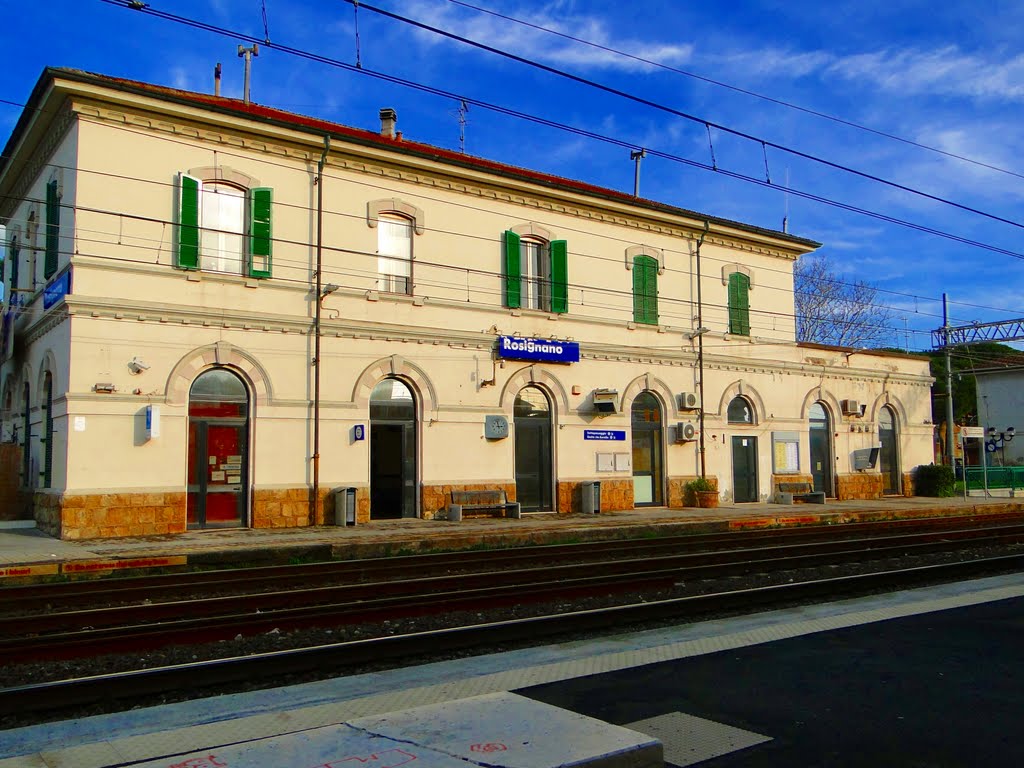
left=794, top=254, right=895, bottom=348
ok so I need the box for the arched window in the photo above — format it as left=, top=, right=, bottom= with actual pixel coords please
left=632, top=254, right=658, bottom=325
left=503, top=230, right=568, bottom=313
left=377, top=214, right=413, bottom=295
left=42, top=372, right=53, bottom=488
left=514, top=385, right=553, bottom=512
left=175, top=174, right=273, bottom=278
left=728, top=395, right=754, bottom=425
left=21, top=383, right=30, bottom=488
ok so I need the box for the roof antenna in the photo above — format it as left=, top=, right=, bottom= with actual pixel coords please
left=214, top=62, right=222, bottom=97
left=782, top=167, right=790, bottom=233
left=237, top=43, right=259, bottom=105
left=457, top=99, right=469, bottom=153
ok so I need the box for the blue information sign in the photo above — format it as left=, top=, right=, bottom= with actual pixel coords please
left=497, top=335, right=580, bottom=364
left=584, top=429, right=626, bottom=441
left=43, top=270, right=72, bottom=310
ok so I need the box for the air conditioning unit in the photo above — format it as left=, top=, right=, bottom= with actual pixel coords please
left=675, top=421, right=698, bottom=442
left=841, top=399, right=861, bottom=416
left=592, top=388, right=620, bottom=415
left=678, top=392, right=701, bottom=410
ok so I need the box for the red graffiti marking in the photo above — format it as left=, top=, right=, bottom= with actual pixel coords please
left=317, top=748, right=418, bottom=767
left=169, top=756, right=228, bottom=768
left=470, top=743, right=508, bottom=753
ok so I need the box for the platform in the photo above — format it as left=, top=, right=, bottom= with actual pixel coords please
left=2, top=495, right=1023, bottom=581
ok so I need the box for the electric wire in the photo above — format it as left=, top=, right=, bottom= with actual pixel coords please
left=441, top=0, right=1024, bottom=183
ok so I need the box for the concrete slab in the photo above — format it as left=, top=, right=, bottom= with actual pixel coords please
left=116, top=693, right=661, bottom=768
left=349, top=692, right=663, bottom=768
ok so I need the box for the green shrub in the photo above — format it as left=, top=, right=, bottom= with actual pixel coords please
left=914, top=464, right=955, bottom=497
left=685, top=477, right=716, bottom=493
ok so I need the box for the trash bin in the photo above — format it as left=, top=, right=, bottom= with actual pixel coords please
left=581, top=481, right=601, bottom=514
left=334, top=487, right=357, bottom=526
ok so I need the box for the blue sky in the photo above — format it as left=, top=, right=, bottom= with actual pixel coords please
left=3, top=0, right=1023, bottom=350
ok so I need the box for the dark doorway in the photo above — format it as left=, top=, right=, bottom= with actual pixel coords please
left=809, top=402, right=834, bottom=497
left=879, top=405, right=901, bottom=495
left=515, top=386, right=553, bottom=511
left=732, top=436, right=759, bottom=503
left=370, top=379, right=417, bottom=519
left=631, top=391, right=663, bottom=506
left=187, top=369, right=249, bottom=529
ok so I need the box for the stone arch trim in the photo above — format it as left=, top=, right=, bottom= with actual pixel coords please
left=799, top=386, right=843, bottom=422
left=352, top=355, right=438, bottom=416
left=35, top=349, right=59, bottom=405
left=166, top=342, right=273, bottom=407
left=869, top=392, right=907, bottom=428
left=367, top=198, right=426, bottom=235
left=716, top=380, right=766, bottom=424
left=625, top=245, right=666, bottom=275
left=622, top=373, right=677, bottom=418
left=510, top=222, right=554, bottom=242
left=721, top=263, right=755, bottom=290
left=498, top=365, right=570, bottom=415
left=187, top=165, right=259, bottom=189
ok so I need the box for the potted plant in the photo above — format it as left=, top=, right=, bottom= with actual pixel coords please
left=685, top=477, right=719, bottom=508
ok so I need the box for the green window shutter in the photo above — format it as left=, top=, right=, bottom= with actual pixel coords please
left=633, top=255, right=658, bottom=324
left=43, top=377, right=53, bottom=488
left=248, top=187, right=273, bottom=278
left=9, top=237, right=19, bottom=293
left=728, top=272, right=750, bottom=335
left=44, top=180, right=59, bottom=279
left=550, top=239, right=568, bottom=313
left=176, top=173, right=201, bottom=270
left=503, top=230, right=521, bottom=308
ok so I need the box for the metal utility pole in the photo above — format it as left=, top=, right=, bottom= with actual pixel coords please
left=631, top=148, right=646, bottom=197
left=237, top=43, right=259, bottom=105
left=695, top=220, right=710, bottom=479
left=943, top=294, right=955, bottom=469
left=312, top=135, right=331, bottom=524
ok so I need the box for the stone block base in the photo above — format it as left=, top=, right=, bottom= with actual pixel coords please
left=902, top=471, right=916, bottom=497
left=836, top=473, right=885, bottom=500
left=37, top=491, right=188, bottom=540
left=557, top=479, right=634, bottom=513
left=668, top=476, right=721, bottom=507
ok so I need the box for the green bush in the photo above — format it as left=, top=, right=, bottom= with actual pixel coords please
left=685, top=477, right=716, bottom=493
left=914, top=464, right=955, bottom=497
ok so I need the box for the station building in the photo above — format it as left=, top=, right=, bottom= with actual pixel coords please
left=0, top=68, right=934, bottom=539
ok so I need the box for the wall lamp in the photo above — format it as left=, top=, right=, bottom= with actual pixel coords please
left=687, top=327, right=710, bottom=341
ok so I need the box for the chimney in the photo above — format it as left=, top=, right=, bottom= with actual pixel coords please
left=379, top=108, right=397, bottom=139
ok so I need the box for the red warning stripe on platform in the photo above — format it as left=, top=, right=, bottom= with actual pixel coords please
left=728, top=519, right=775, bottom=530
left=1, top=563, right=60, bottom=579
left=62, top=556, right=187, bottom=574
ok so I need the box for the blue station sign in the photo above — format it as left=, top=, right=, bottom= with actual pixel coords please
left=497, top=335, right=580, bottom=364
left=584, top=429, right=626, bottom=441
left=43, top=270, right=72, bottom=310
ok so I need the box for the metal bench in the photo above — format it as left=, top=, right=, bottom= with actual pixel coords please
left=775, top=481, right=826, bottom=505
left=448, top=489, right=521, bottom=522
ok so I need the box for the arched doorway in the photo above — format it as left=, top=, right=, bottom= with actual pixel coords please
left=188, top=368, right=249, bottom=529
left=879, top=405, right=901, bottom=494
left=514, top=386, right=553, bottom=512
left=809, top=402, right=834, bottom=497
left=370, top=378, right=417, bottom=518
left=631, top=391, right=663, bottom=506
left=728, top=395, right=758, bottom=503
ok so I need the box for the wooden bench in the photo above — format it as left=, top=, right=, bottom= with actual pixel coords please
left=775, top=481, right=826, bottom=505
left=448, top=489, right=522, bottom=522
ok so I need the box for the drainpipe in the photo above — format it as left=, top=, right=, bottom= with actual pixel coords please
left=312, top=135, right=331, bottom=525
left=696, top=221, right=710, bottom=479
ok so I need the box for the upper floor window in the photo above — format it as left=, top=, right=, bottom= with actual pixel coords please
left=728, top=271, right=751, bottom=335
left=175, top=173, right=273, bottom=278
left=377, top=214, right=413, bottom=294
left=632, top=254, right=659, bottom=325
left=44, top=178, right=60, bottom=280
left=503, top=229, right=568, bottom=313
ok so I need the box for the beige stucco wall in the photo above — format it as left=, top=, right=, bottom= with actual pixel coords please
left=0, top=72, right=934, bottom=535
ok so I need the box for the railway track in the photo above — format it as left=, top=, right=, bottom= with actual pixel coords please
left=3, top=552, right=1023, bottom=720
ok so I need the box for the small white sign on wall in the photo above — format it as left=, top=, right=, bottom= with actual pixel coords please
left=73, top=416, right=86, bottom=432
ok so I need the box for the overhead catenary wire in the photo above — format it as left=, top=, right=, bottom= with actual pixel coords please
left=92, top=0, right=1024, bottom=270
left=441, top=0, right=1024, bottom=183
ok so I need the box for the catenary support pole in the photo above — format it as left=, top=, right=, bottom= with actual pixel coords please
left=943, top=294, right=955, bottom=471
left=696, top=220, right=710, bottom=479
